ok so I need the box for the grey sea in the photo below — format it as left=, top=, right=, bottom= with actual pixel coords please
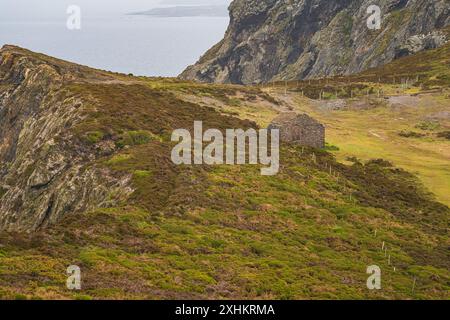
left=0, top=15, right=229, bottom=77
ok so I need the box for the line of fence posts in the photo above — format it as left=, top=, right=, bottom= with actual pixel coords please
left=263, top=73, right=423, bottom=101
left=317, top=146, right=425, bottom=297
left=377, top=234, right=420, bottom=294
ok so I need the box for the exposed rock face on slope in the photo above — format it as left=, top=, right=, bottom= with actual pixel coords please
left=394, top=31, right=448, bottom=58
left=180, top=0, right=450, bottom=84
left=0, top=46, right=133, bottom=232
left=0, top=45, right=259, bottom=232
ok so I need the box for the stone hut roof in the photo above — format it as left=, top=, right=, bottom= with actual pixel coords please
left=271, top=113, right=324, bottom=129
left=269, top=112, right=325, bottom=148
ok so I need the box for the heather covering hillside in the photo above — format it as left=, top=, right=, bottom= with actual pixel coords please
left=0, top=45, right=448, bottom=299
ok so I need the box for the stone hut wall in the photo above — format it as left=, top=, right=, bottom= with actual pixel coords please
left=269, top=113, right=325, bottom=149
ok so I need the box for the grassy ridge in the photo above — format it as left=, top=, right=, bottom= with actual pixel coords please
left=0, top=45, right=448, bottom=300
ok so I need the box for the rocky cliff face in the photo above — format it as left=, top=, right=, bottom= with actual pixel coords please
left=0, top=46, right=133, bottom=232
left=0, top=45, right=260, bottom=233
left=180, top=0, right=450, bottom=84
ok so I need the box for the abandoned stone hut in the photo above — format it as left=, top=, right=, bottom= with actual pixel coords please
left=268, top=113, right=325, bottom=148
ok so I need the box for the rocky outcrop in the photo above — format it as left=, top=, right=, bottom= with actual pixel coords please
left=0, top=46, right=133, bottom=232
left=394, top=31, right=447, bottom=58
left=269, top=113, right=325, bottom=148
left=180, top=0, right=450, bottom=84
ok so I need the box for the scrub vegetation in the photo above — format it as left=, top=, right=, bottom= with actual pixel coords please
left=0, top=43, right=448, bottom=300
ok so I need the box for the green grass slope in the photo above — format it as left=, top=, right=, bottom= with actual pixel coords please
left=0, top=46, right=448, bottom=300
left=235, top=39, right=450, bottom=206
left=0, top=145, right=448, bottom=299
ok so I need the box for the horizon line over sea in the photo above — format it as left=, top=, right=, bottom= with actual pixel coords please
left=0, top=13, right=229, bottom=77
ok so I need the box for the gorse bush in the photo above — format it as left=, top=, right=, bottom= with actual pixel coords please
left=116, top=130, right=153, bottom=148
left=415, top=121, right=440, bottom=131
left=437, top=131, right=450, bottom=140
left=85, top=131, right=104, bottom=144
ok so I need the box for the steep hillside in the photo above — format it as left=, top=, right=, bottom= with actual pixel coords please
left=180, top=0, right=449, bottom=84
left=0, top=46, right=448, bottom=300
left=0, top=46, right=130, bottom=231
left=0, top=45, right=262, bottom=232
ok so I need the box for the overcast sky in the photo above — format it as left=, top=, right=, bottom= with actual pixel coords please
left=0, top=0, right=232, bottom=20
